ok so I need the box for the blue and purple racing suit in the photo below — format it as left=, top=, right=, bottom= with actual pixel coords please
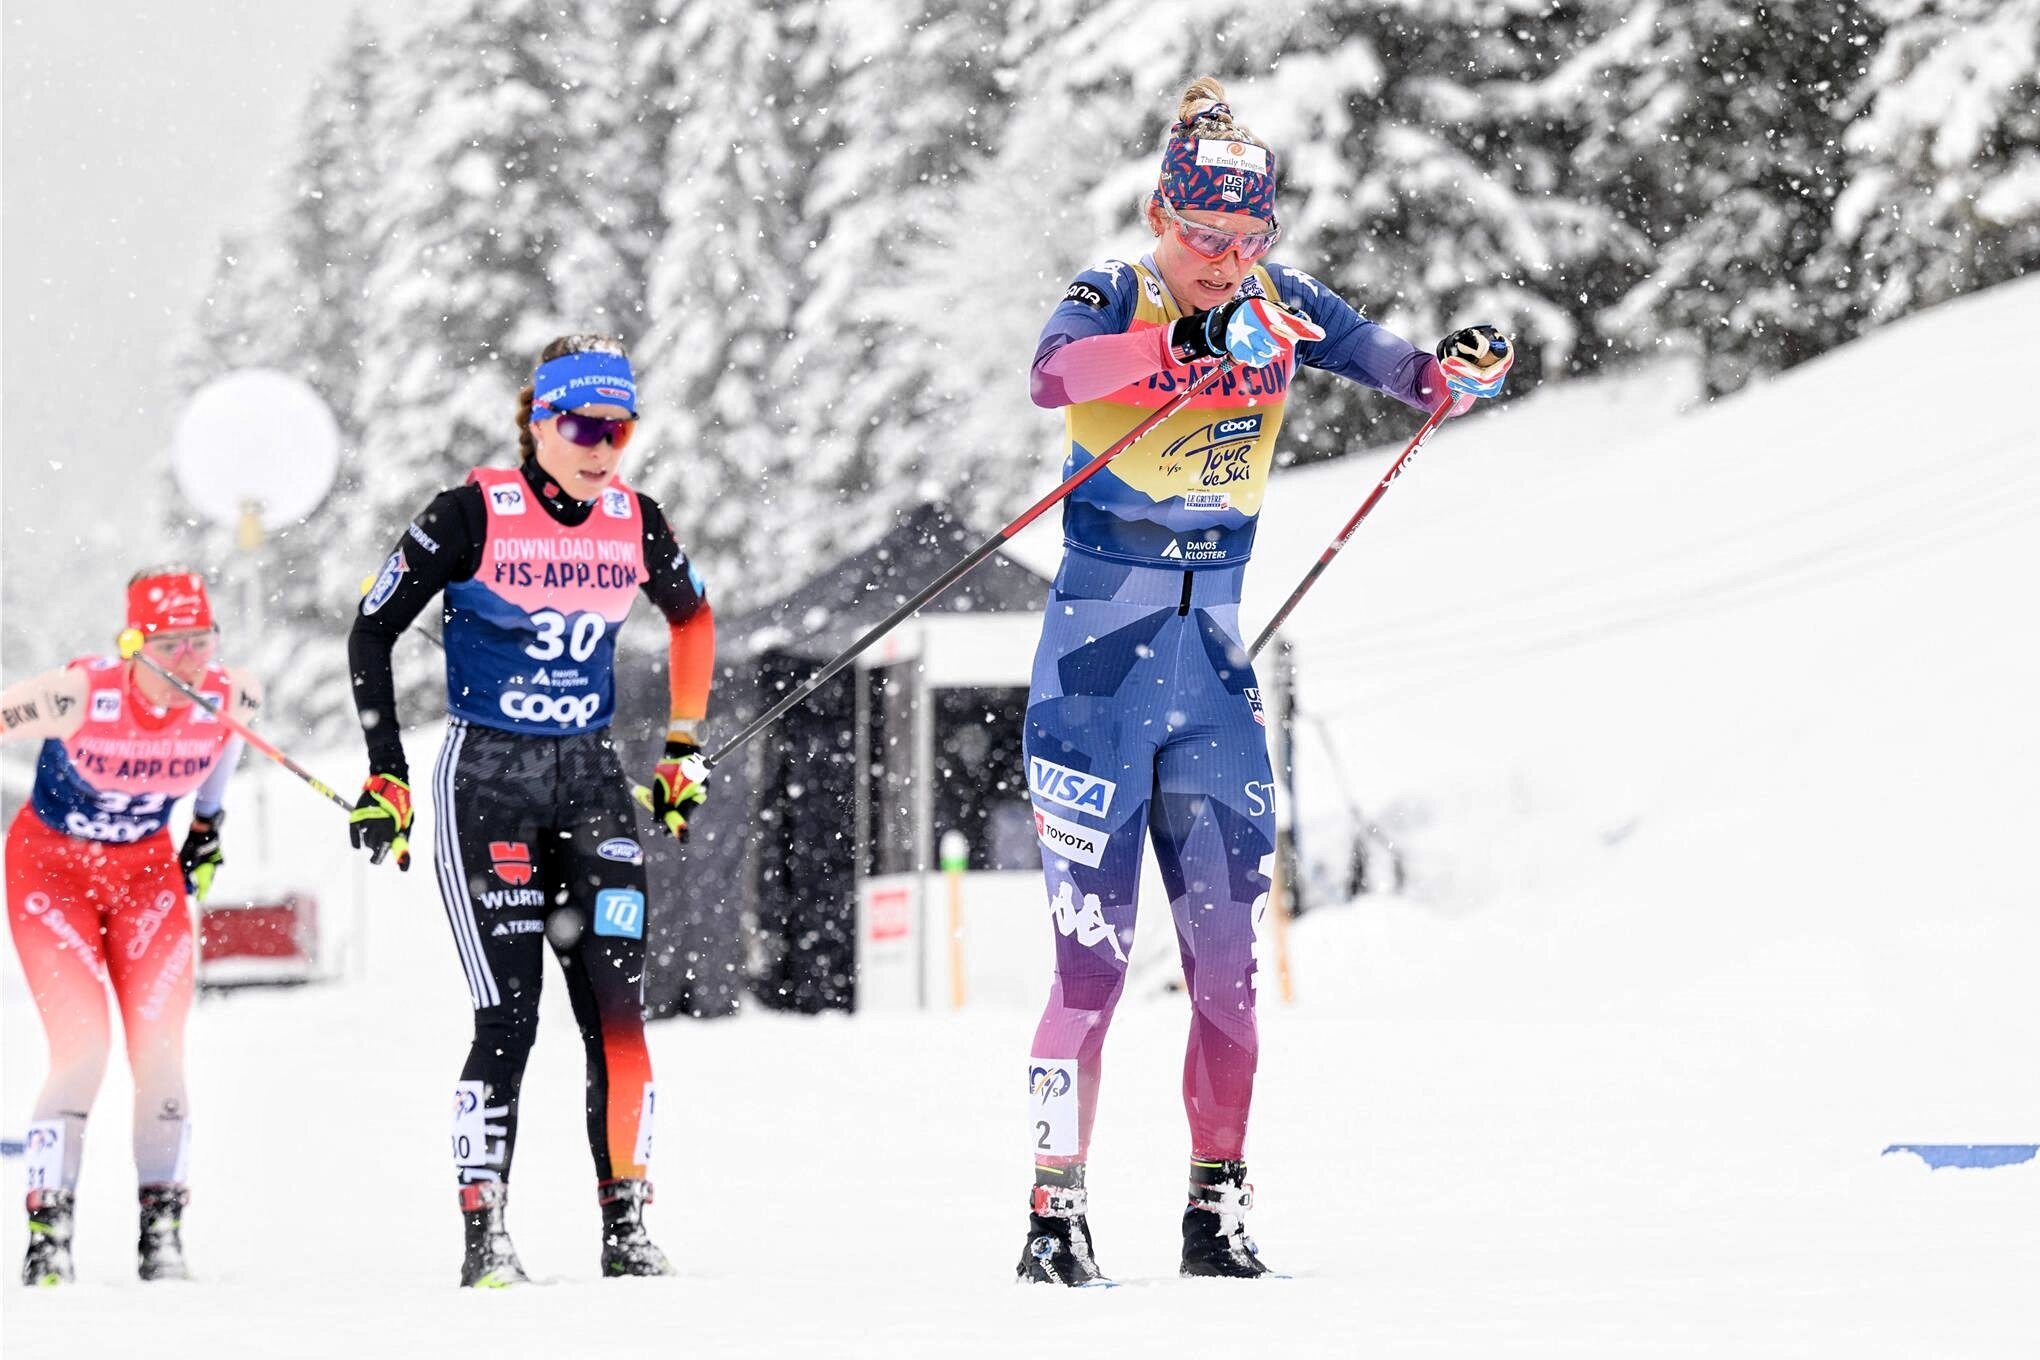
left=1024, top=254, right=1448, bottom=1166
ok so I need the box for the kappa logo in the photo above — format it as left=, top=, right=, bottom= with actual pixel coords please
left=91, top=690, right=122, bottom=722
left=490, top=841, right=533, bottom=886
left=601, top=488, right=631, bottom=519
left=1035, top=809, right=1108, bottom=868
left=1027, top=757, right=1117, bottom=818
left=363, top=548, right=408, bottom=615
left=489, top=484, right=527, bottom=516
left=1049, top=880, right=1126, bottom=961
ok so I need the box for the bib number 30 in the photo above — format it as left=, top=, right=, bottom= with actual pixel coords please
left=526, top=610, right=606, bottom=662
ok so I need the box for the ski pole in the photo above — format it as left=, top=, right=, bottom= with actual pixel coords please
left=1248, top=397, right=1455, bottom=660
left=114, top=629, right=381, bottom=853
left=704, top=360, right=1236, bottom=769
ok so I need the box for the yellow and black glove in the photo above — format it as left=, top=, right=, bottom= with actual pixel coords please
left=349, top=772, right=414, bottom=870
left=178, top=812, right=226, bottom=901
left=645, top=740, right=710, bottom=840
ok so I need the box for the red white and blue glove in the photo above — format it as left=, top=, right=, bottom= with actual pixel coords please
left=1170, top=297, right=1327, bottom=369
left=1435, top=324, right=1513, bottom=402
left=349, top=773, right=414, bottom=870
left=646, top=741, right=710, bottom=840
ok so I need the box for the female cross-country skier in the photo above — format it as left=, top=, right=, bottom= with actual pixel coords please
left=345, top=334, right=715, bottom=1287
left=3, top=568, right=259, bottom=1285
left=1017, top=76, right=1512, bottom=1284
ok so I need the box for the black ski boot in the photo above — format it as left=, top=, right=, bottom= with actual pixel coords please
left=458, top=1182, right=530, bottom=1288
left=1180, top=1160, right=1277, bottom=1279
left=137, top=1184, right=191, bottom=1281
left=22, top=1190, right=75, bottom=1286
left=1016, top=1165, right=1110, bottom=1286
left=598, top=1179, right=674, bottom=1277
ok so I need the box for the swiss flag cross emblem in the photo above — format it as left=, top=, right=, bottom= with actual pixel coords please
left=490, top=842, right=533, bottom=886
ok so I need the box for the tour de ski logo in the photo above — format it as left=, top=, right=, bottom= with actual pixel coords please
left=490, top=841, right=534, bottom=886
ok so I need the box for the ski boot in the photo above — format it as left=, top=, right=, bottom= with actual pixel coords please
left=1180, top=1160, right=1277, bottom=1279
left=1016, top=1165, right=1110, bottom=1286
left=137, top=1183, right=192, bottom=1281
left=22, top=1190, right=75, bottom=1286
left=598, top=1179, right=675, bottom=1277
left=458, top=1181, right=530, bottom=1288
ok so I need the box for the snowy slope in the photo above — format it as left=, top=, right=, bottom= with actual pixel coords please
left=6, top=282, right=2038, bottom=1357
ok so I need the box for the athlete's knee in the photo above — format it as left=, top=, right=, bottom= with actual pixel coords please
left=472, top=1000, right=540, bottom=1063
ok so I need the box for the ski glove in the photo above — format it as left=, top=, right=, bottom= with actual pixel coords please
left=1435, top=325, right=1513, bottom=401
left=349, top=772, right=414, bottom=870
left=179, top=811, right=225, bottom=902
left=646, top=740, right=710, bottom=840
left=1169, top=297, right=1326, bottom=369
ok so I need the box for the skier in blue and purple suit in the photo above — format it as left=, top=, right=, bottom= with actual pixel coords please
left=1016, top=74, right=1512, bottom=1284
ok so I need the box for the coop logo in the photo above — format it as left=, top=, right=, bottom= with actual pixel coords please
left=1027, top=757, right=1116, bottom=818
left=1243, top=688, right=1267, bottom=726
left=363, top=548, right=407, bottom=615
left=594, top=888, right=645, bottom=940
left=91, top=690, right=123, bottom=722
left=1029, top=1065, right=1072, bottom=1103
left=499, top=690, right=601, bottom=726
left=602, top=488, right=631, bottom=519
left=490, top=841, right=533, bottom=886
left=1034, top=809, right=1107, bottom=868
left=488, top=484, right=527, bottom=516
left=597, top=837, right=643, bottom=865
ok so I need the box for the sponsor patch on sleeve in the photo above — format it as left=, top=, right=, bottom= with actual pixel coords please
left=1064, top=282, right=1108, bottom=309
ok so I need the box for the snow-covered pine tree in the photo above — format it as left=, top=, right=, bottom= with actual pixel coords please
left=1595, top=1, right=1883, bottom=397
left=634, top=0, right=818, bottom=605
left=349, top=0, right=595, bottom=721
left=1817, top=0, right=2040, bottom=329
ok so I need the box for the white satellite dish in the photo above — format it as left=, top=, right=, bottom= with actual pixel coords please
left=171, top=368, right=341, bottom=536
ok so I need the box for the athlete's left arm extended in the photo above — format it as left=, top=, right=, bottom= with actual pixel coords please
left=1272, top=266, right=1453, bottom=413
left=636, top=495, right=714, bottom=744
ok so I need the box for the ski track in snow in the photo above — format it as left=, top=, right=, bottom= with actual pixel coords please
left=6, top=283, right=2040, bottom=1356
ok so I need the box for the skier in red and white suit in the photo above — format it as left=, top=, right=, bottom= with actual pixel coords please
left=2, top=568, right=260, bottom=1285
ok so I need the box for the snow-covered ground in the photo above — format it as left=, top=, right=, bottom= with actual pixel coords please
left=6, top=281, right=2038, bottom=1356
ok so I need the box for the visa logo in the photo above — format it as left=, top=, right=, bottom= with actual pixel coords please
left=1028, top=757, right=1116, bottom=818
